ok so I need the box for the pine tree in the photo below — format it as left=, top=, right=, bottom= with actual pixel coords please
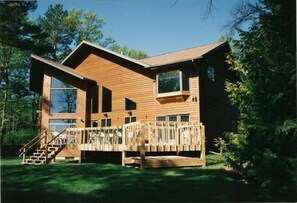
left=225, top=0, right=296, bottom=200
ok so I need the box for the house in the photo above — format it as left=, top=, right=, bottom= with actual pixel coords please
left=21, top=40, right=237, bottom=168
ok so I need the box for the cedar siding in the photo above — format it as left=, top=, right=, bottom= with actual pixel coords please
left=30, top=40, right=236, bottom=155
left=74, top=53, right=200, bottom=127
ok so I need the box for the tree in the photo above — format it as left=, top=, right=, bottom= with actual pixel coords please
left=112, top=44, right=148, bottom=59
left=37, top=6, right=117, bottom=62
left=37, top=4, right=73, bottom=62
left=0, top=1, right=45, bottom=147
left=224, top=0, right=296, bottom=201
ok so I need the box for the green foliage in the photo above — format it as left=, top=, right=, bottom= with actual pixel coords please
left=0, top=1, right=51, bottom=54
left=37, top=4, right=73, bottom=61
left=112, top=44, right=148, bottom=59
left=37, top=5, right=117, bottom=62
left=3, top=129, right=37, bottom=145
left=224, top=0, right=297, bottom=201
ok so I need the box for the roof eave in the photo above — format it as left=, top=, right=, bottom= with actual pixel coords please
left=148, top=56, right=203, bottom=70
left=31, top=54, right=96, bottom=83
left=62, top=40, right=150, bottom=68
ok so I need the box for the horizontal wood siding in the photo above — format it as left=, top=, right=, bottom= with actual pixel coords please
left=75, top=53, right=200, bottom=126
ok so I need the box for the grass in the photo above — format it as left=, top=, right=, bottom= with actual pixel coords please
left=1, top=155, right=261, bottom=202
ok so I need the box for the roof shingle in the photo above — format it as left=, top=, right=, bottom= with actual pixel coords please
left=140, top=41, right=227, bottom=67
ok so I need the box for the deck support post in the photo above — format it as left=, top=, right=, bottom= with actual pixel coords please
left=140, top=124, right=146, bottom=169
left=200, top=125, right=206, bottom=166
left=122, top=151, right=126, bottom=166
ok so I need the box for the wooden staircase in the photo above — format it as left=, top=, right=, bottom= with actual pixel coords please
left=19, top=129, right=67, bottom=165
left=22, top=144, right=65, bottom=165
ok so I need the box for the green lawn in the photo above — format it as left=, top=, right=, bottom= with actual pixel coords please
left=1, top=155, right=261, bottom=202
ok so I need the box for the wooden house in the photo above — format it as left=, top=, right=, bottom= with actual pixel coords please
left=21, top=40, right=237, bottom=168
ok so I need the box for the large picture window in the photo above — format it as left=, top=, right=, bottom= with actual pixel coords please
left=157, top=69, right=190, bottom=95
left=50, top=77, right=77, bottom=113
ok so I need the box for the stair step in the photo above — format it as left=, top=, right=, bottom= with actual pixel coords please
left=30, top=156, right=46, bottom=160
left=24, top=159, right=45, bottom=164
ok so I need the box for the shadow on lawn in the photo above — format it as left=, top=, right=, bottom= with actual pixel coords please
left=1, top=159, right=261, bottom=203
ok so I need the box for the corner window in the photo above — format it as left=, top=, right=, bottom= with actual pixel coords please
left=157, top=69, right=190, bottom=95
left=207, top=66, right=215, bottom=82
left=102, top=87, right=112, bottom=113
left=50, top=77, right=77, bottom=113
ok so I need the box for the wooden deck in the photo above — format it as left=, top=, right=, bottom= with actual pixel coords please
left=21, top=121, right=205, bottom=168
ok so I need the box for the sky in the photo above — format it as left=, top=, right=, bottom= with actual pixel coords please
left=29, top=0, right=245, bottom=57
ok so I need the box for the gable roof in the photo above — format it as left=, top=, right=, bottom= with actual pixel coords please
left=30, top=40, right=229, bottom=93
left=140, top=41, right=228, bottom=68
left=62, top=40, right=150, bottom=68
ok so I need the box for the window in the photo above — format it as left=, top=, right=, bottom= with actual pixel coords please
left=91, top=120, right=98, bottom=127
left=207, top=66, right=215, bottom=81
left=125, top=116, right=136, bottom=124
left=156, top=114, right=190, bottom=122
left=50, top=77, right=77, bottom=113
left=49, top=119, right=76, bottom=132
left=91, top=85, right=99, bottom=113
left=102, top=87, right=112, bottom=113
left=156, top=116, right=166, bottom=121
left=157, top=69, right=190, bottom=95
left=125, top=98, right=136, bottom=111
left=101, top=118, right=111, bottom=127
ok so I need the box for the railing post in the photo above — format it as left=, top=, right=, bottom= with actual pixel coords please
left=45, top=144, right=48, bottom=164
left=22, top=148, right=26, bottom=164
left=140, top=124, right=146, bottom=170
left=200, top=124, right=206, bottom=166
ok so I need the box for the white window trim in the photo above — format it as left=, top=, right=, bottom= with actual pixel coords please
left=156, top=70, right=190, bottom=98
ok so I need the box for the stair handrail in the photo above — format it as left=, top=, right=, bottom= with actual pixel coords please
left=19, top=129, right=48, bottom=157
left=40, top=129, right=67, bottom=164
left=40, top=129, right=67, bottom=150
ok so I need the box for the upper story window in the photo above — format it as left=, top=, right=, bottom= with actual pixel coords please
left=50, top=77, right=77, bottom=113
left=90, top=85, right=99, bottom=113
left=102, top=87, right=112, bottom=113
left=157, top=69, right=190, bottom=97
left=207, top=66, right=215, bottom=82
left=125, top=98, right=136, bottom=111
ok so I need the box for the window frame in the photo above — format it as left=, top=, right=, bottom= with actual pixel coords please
left=156, top=69, right=190, bottom=98
left=101, top=118, right=111, bottom=127
left=156, top=114, right=190, bottom=122
left=49, top=77, right=77, bottom=114
left=124, top=116, right=137, bottom=124
left=49, top=119, right=76, bottom=132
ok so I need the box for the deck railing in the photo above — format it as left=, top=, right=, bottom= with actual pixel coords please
left=59, top=121, right=204, bottom=152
